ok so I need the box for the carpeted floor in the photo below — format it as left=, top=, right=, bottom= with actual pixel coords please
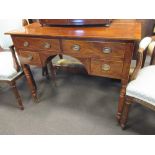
left=0, top=67, right=155, bottom=135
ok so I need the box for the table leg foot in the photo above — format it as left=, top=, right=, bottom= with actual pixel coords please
left=33, top=95, right=40, bottom=103
left=117, top=80, right=127, bottom=122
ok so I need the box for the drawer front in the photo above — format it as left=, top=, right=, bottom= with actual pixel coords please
left=91, top=59, right=123, bottom=79
left=13, top=37, right=60, bottom=52
left=18, top=51, right=42, bottom=66
left=62, top=40, right=125, bottom=59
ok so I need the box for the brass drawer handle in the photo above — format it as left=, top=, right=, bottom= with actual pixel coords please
left=44, top=42, right=51, bottom=49
left=102, top=64, right=111, bottom=71
left=23, top=41, right=29, bottom=47
left=102, top=47, right=112, bottom=54
left=19, top=55, right=33, bottom=62
left=27, top=55, right=33, bottom=61
left=72, top=44, right=80, bottom=51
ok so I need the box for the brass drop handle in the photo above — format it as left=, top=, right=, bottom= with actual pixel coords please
left=72, top=44, right=80, bottom=51
left=19, top=55, right=33, bottom=63
left=102, top=47, right=112, bottom=54
left=44, top=42, right=51, bottom=49
left=27, top=55, right=33, bottom=61
left=23, top=41, right=29, bottom=47
left=102, top=64, right=111, bottom=71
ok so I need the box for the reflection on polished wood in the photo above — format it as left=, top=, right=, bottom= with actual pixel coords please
left=6, top=20, right=141, bottom=40
left=38, top=19, right=112, bottom=26
left=6, top=19, right=142, bottom=122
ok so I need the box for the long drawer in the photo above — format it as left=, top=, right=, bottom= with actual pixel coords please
left=91, top=58, right=124, bottom=79
left=62, top=40, right=126, bottom=59
left=12, top=37, right=61, bottom=52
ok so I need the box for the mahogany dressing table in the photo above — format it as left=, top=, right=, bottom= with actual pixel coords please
left=6, top=20, right=142, bottom=121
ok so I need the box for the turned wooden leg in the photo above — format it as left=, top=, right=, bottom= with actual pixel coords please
left=116, top=80, right=127, bottom=122
left=10, top=81, right=24, bottom=110
left=49, top=61, right=57, bottom=86
left=42, top=66, right=46, bottom=76
left=59, top=54, right=63, bottom=59
left=120, top=97, right=131, bottom=129
left=42, top=65, right=49, bottom=78
left=22, top=64, right=38, bottom=103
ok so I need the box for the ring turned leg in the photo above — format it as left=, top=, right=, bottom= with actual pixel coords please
left=116, top=80, right=127, bottom=122
left=22, top=64, right=38, bottom=103
left=10, top=81, right=24, bottom=110
left=120, top=97, right=131, bottom=129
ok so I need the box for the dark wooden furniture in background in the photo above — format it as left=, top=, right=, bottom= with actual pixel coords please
left=39, top=19, right=112, bottom=26
left=6, top=19, right=143, bottom=121
left=120, top=36, right=155, bottom=129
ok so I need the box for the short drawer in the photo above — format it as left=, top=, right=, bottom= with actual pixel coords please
left=13, top=37, right=60, bottom=52
left=91, top=58, right=123, bottom=79
left=62, top=40, right=125, bottom=59
left=18, top=51, right=42, bottom=66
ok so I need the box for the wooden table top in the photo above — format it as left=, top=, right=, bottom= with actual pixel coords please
left=6, top=20, right=142, bottom=41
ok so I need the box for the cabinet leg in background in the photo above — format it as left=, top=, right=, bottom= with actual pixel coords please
left=42, top=65, right=49, bottom=79
left=49, top=61, right=57, bottom=86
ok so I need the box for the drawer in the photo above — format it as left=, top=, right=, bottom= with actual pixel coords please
left=62, top=40, right=125, bottom=59
left=13, top=37, right=60, bottom=52
left=18, top=51, right=42, bottom=66
left=91, top=59, right=123, bottom=79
